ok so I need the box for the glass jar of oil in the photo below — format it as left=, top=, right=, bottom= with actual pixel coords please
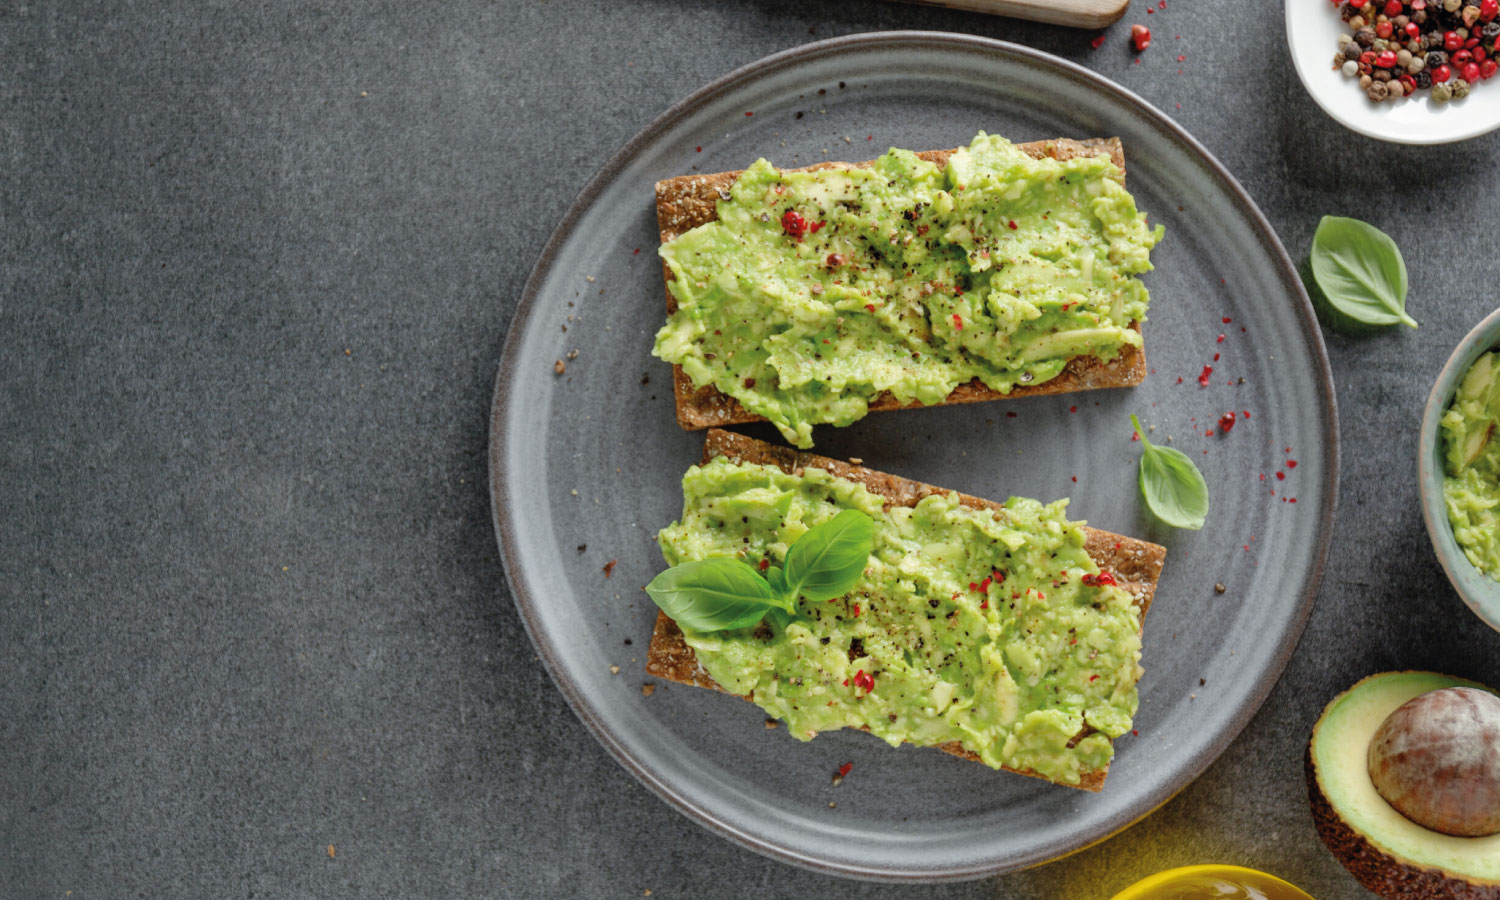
left=1109, top=865, right=1316, bottom=900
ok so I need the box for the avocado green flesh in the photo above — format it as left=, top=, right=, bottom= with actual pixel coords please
left=653, top=132, right=1164, bottom=448
left=1312, top=671, right=1500, bottom=881
left=1442, top=350, right=1500, bottom=580
left=657, top=456, right=1144, bottom=785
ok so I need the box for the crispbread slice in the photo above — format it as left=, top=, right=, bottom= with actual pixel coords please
left=655, top=138, right=1147, bottom=432
left=644, top=428, right=1166, bottom=792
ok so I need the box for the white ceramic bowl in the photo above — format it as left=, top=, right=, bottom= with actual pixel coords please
left=1286, top=0, right=1500, bottom=144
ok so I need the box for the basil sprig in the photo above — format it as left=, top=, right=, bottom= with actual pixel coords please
left=1309, top=215, right=1417, bottom=329
left=646, top=508, right=874, bottom=631
left=1130, top=414, right=1209, bottom=530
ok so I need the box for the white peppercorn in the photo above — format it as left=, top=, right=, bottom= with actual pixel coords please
left=1343, top=59, right=1361, bottom=77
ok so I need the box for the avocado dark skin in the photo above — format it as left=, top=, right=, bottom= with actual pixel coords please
left=1307, top=745, right=1500, bottom=900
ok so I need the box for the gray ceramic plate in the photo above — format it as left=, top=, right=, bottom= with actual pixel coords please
left=490, top=32, right=1338, bottom=881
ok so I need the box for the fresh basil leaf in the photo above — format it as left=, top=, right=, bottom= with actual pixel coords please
left=765, top=606, right=793, bottom=631
left=764, top=565, right=788, bottom=597
left=782, top=508, right=875, bottom=602
left=1309, top=215, right=1417, bottom=329
left=1131, top=414, right=1209, bottom=530
left=645, top=557, right=784, bottom=631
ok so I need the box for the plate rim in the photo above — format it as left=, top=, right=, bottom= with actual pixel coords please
left=489, top=30, right=1341, bottom=882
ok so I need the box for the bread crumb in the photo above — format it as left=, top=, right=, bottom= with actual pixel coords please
left=643, top=891, right=652, bottom=897
left=359, top=91, right=367, bottom=98
left=764, top=719, right=778, bottom=729
left=828, top=801, right=837, bottom=808
left=609, top=665, right=620, bottom=675
left=642, top=683, right=655, bottom=697
left=1214, top=582, right=1226, bottom=594
left=327, top=844, right=335, bottom=858
left=554, top=359, right=566, bottom=375
left=567, top=349, right=579, bottom=360
left=849, top=457, right=863, bottom=464
left=570, top=489, right=578, bottom=496
left=586, top=275, right=595, bottom=282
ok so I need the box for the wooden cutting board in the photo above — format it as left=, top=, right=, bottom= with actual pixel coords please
left=896, top=0, right=1130, bottom=28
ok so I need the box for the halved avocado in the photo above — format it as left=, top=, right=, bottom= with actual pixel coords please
left=1307, top=671, right=1500, bottom=899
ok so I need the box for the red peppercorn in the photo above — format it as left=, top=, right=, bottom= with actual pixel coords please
left=1406, top=21, right=1422, bottom=38
left=1446, top=30, right=1464, bottom=52
left=1384, top=0, right=1402, bottom=14
left=1486, top=0, right=1499, bottom=20
left=1218, top=412, right=1237, bottom=433
left=1483, top=58, right=1499, bottom=78
left=1131, top=23, right=1151, bottom=51
left=1376, top=50, right=1399, bottom=67
left=781, top=209, right=808, bottom=239
left=1478, top=47, right=1490, bottom=62
left=1433, top=63, right=1453, bottom=82
left=1376, top=20, right=1394, bottom=37
left=1454, top=48, right=1474, bottom=65
left=1399, top=72, right=1418, bottom=91
left=1464, top=61, right=1482, bottom=81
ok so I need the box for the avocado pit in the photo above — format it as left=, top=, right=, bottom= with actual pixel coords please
left=1367, top=687, right=1500, bottom=838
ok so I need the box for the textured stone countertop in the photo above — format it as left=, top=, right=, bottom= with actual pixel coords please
left=5, top=1, right=1499, bottom=897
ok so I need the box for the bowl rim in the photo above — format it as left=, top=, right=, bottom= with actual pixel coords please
left=1418, top=307, right=1500, bottom=634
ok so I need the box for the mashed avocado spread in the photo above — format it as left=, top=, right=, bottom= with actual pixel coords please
left=653, top=132, right=1164, bottom=448
left=657, top=456, right=1144, bottom=784
left=1442, top=350, right=1500, bottom=579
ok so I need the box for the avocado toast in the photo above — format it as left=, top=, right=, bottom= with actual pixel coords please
left=654, top=136, right=1159, bottom=448
left=645, top=429, right=1166, bottom=791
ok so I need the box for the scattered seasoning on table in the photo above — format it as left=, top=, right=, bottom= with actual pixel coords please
left=1214, top=582, right=1227, bottom=594
left=1132, top=24, right=1152, bottom=51
left=553, top=359, right=566, bottom=375
left=642, top=683, right=656, bottom=697
left=1333, top=0, right=1499, bottom=103
left=603, top=559, right=618, bottom=577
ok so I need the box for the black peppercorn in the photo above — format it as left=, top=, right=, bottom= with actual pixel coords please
left=1345, top=44, right=1363, bottom=61
left=1427, top=50, right=1449, bottom=67
left=1356, top=27, right=1378, bottom=46
left=1485, top=21, right=1500, bottom=39
left=1415, top=68, right=1434, bottom=89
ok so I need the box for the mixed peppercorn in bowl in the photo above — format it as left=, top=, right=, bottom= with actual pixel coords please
left=1333, top=0, right=1500, bottom=103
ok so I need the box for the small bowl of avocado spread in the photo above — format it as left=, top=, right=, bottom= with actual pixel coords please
left=1420, top=307, right=1500, bottom=634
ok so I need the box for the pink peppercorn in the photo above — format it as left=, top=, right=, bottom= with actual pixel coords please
left=1375, top=50, right=1399, bottom=67
left=1485, top=0, right=1499, bottom=20
left=1464, top=61, right=1482, bottom=81
left=1483, top=59, right=1499, bottom=78
left=1446, top=31, right=1464, bottom=52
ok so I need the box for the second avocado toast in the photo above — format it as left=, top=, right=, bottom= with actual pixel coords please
left=646, top=429, right=1166, bottom=791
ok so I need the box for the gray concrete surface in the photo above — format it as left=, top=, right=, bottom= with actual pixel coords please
left=4, top=1, right=1498, bottom=897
